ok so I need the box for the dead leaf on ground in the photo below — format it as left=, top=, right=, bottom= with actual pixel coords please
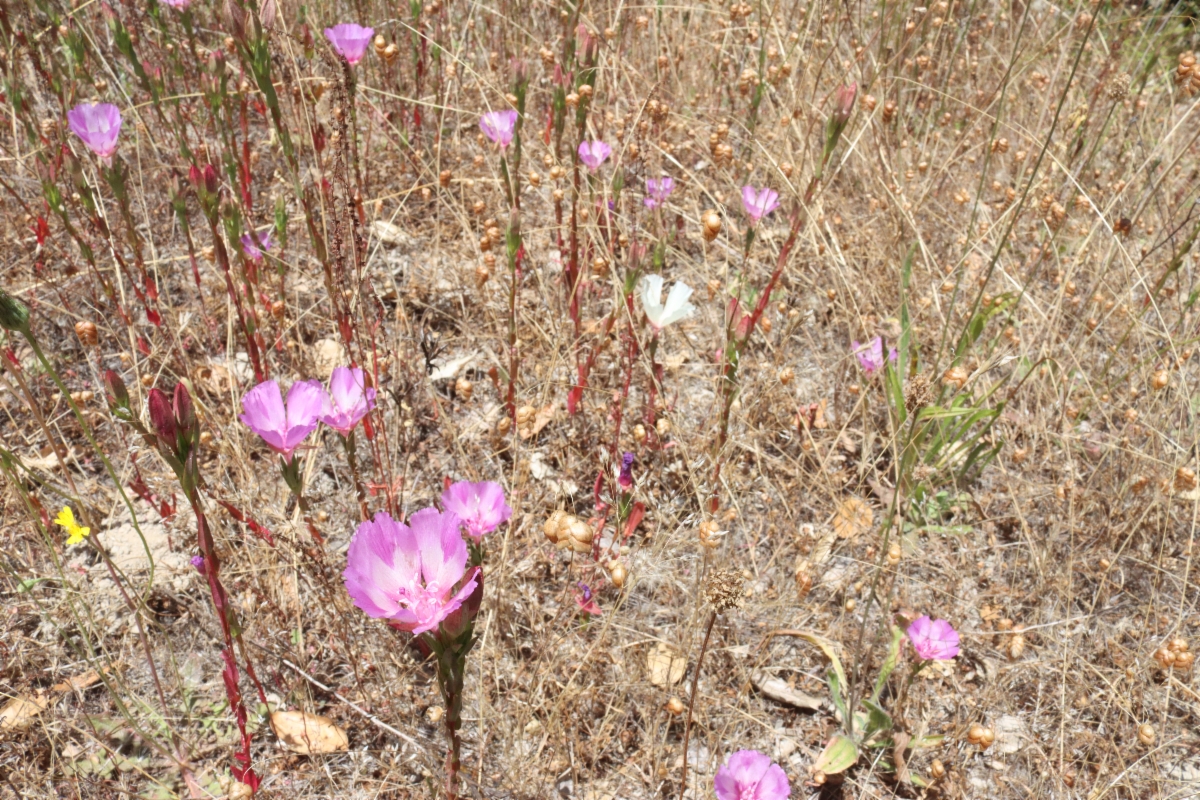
left=518, top=405, right=556, bottom=440
left=647, top=642, right=687, bottom=687
left=270, top=710, right=349, bottom=755
left=832, top=497, right=873, bottom=539
left=51, top=669, right=103, bottom=694
left=0, top=693, right=50, bottom=731
left=194, top=362, right=233, bottom=397
left=751, top=671, right=822, bottom=711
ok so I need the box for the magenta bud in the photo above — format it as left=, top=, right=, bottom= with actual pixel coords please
left=191, top=554, right=207, bottom=575
left=833, top=82, right=857, bottom=126
left=147, top=388, right=179, bottom=448
left=173, top=382, right=195, bottom=432
left=103, top=369, right=130, bottom=408
left=202, top=164, right=219, bottom=196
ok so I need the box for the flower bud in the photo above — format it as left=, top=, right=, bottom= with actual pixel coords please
left=173, top=382, right=196, bottom=434
left=0, top=289, right=30, bottom=333
left=148, top=388, right=179, bottom=449
left=103, top=370, right=130, bottom=410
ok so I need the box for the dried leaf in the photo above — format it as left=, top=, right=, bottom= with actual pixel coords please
left=51, top=669, right=102, bottom=694
left=518, top=404, right=556, bottom=440
left=647, top=642, right=687, bottom=687
left=832, top=497, right=873, bottom=539
left=0, top=693, right=50, bottom=731
left=270, top=710, right=349, bottom=755
left=751, top=672, right=822, bottom=711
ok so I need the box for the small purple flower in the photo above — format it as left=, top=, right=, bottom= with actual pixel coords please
left=441, top=481, right=512, bottom=541
left=644, top=176, right=675, bottom=209
left=852, top=337, right=897, bottom=376
left=480, top=110, right=518, bottom=149
left=575, top=582, right=602, bottom=615
left=618, top=452, right=634, bottom=491
left=67, top=103, right=122, bottom=162
left=741, top=185, right=780, bottom=224
left=714, top=750, right=790, bottom=800
left=906, top=615, right=960, bottom=661
left=160, top=0, right=191, bottom=7
left=578, top=140, right=612, bottom=171
left=320, top=366, right=376, bottom=435
left=190, top=555, right=206, bottom=575
left=238, top=379, right=326, bottom=462
left=324, top=23, right=375, bottom=65
left=343, top=508, right=480, bottom=634
left=240, top=230, right=272, bottom=261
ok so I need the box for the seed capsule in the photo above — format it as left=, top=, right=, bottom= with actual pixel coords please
left=1138, top=723, right=1155, bottom=746
left=74, top=320, right=98, bottom=346
left=455, top=377, right=473, bottom=400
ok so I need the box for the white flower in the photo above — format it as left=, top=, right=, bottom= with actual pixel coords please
left=641, top=275, right=695, bottom=331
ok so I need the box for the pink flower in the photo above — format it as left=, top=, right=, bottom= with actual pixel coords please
left=578, top=140, right=611, bottom=171
left=67, top=103, right=122, bottom=161
left=320, top=366, right=376, bottom=435
left=344, top=508, right=480, bottom=635
left=906, top=615, right=960, bottom=661
left=644, top=176, right=675, bottom=209
left=324, top=23, right=375, bottom=65
left=238, top=379, right=326, bottom=462
left=741, top=185, right=780, bottom=223
left=714, top=750, right=790, bottom=800
left=240, top=230, right=272, bottom=261
left=480, top=110, right=518, bottom=149
left=441, top=480, right=512, bottom=541
left=160, top=0, right=191, bottom=7
left=852, top=337, right=897, bottom=375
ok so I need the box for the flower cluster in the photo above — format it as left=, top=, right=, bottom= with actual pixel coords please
left=344, top=481, right=510, bottom=631
left=239, top=366, right=376, bottom=460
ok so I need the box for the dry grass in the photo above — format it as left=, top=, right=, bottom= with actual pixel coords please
left=3, top=0, right=1200, bottom=797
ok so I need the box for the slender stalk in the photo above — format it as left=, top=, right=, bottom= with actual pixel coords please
left=679, top=610, right=717, bottom=800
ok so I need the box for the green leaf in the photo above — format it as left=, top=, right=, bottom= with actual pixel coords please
left=813, top=733, right=858, bottom=775
left=871, top=625, right=905, bottom=703
left=861, top=698, right=893, bottom=739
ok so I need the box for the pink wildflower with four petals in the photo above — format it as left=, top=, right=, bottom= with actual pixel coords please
left=240, top=230, right=272, bottom=261
left=906, top=615, right=960, bottom=661
left=441, top=481, right=512, bottom=541
left=320, top=366, right=376, bottom=435
left=741, top=185, right=780, bottom=224
left=578, top=140, right=612, bottom=171
left=852, top=336, right=897, bottom=375
left=644, top=176, right=675, bottom=209
left=714, top=749, right=790, bottom=800
left=67, top=103, right=122, bottom=162
left=238, top=379, right=326, bottom=462
left=480, top=110, right=518, bottom=149
left=343, top=508, right=481, bottom=635
left=324, top=23, right=375, bottom=65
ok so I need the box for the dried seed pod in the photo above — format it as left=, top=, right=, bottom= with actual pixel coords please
left=1152, top=369, right=1170, bottom=390
left=778, top=367, right=794, bottom=385
left=439, top=169, right=452, bottom=187
left=698, top=519, right=723, bottom=549
left=566, top=517, right=594, bottom=553
left=455, top=377, right=473, bottom=400
left=74, top=320, right=98, bottom=346
left=943, top=365, right=969, bottom=389
left=543, top=510, right=567, bottom=543
left=655, top=417, right=670, bottom=436
left=608, top=561, right=627, bottom=588
left=496, top=416, right=512, bottom=435
left=702, top=210, right=722, bottom=242
left=516, top=405, right=536, bottom=426
left=373, top=35, right=387, bottom=59
left=1175, top=467, right=1197, bottom=491
left=882, top=100, right=897, bottom=123
left=1138, top=723, right=1155, bottom=746
left=1008, top=630, right=1026, bottom=659
left=666, top=697, right=684, bottom=715
left=633, top=424, right=647, bottom=444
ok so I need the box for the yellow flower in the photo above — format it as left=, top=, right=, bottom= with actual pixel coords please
left=54, top=505, right=90, bottom=545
